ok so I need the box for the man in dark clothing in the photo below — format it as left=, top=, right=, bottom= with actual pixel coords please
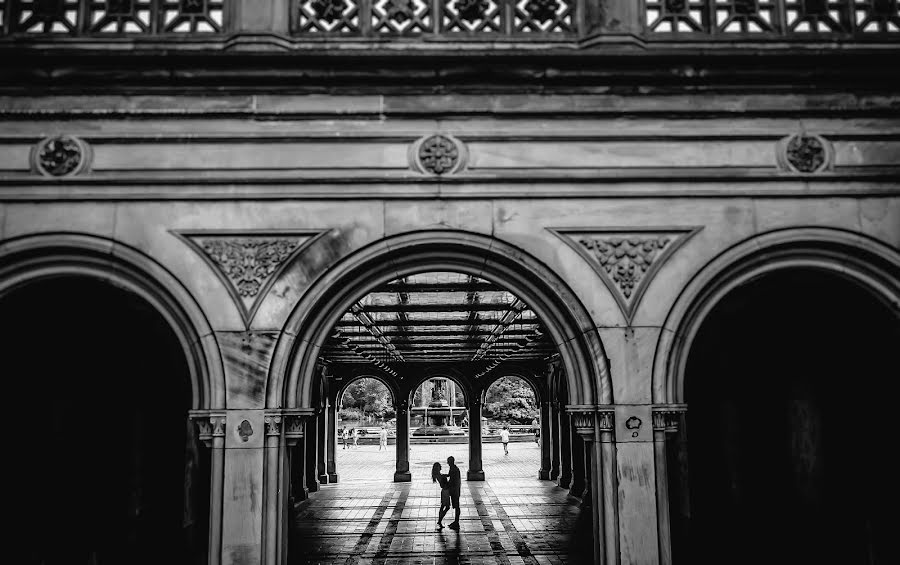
left=447, top=456, right=461, bottom=530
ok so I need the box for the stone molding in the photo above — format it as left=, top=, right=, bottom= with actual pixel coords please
left=281, top=408, right=315, bottom=445
left=172, top=229, right=327, bottom=327
left=549, top=227, right=703, bottom=323
left=31, top=135, right=92, bottom=178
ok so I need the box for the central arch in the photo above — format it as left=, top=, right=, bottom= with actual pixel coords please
left=268, top=230, right=611, bottom=411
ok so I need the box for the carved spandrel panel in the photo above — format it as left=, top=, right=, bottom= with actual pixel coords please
left=549, top=227, right=702, bottom=324
left=174, top=230, right=326, bottom=327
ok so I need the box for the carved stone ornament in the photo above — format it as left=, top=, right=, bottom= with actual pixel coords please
left=237, top=420, right=254, bottom=442
left=411, top=134, right=467, bottom=175
left=525, top=0, right=560, bottom=22
left=778, top=133, right=832, bottom=173
left=311, top=0, right=348, bottom=22
left=549, top=227, right=702, bottom=323
left=174, top=230, right=326, bottom=326
left=32, top=135, right=91, bottom=177
left=457, top=0, right=489, bottom=22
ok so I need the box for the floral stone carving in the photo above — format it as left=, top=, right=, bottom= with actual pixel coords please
left=33, top=136, right=90, bottom=177
left=780, top=134, right=830, bottom=173
left=175, top=231, right=326, bottom=326
left=550, top=228, right=702, bottom=323
left=414, top=134, right=465, bottom=175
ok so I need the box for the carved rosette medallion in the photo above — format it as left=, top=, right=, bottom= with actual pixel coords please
left=32, top=135, right=91, bottom=177
left=174, top=231, right=325, bottom=326
left=778, top=133, right=832, bottom=173
left=411, top=134, right=467, bottom=175
left=550, top=227, right=702, bottom=323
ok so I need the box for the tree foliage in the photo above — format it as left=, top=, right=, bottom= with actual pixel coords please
left=339, top=378, right=395, bottom=420
left=483, top=376, right=538, bottom=423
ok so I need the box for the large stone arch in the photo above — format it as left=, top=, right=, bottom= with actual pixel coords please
left=653, top=227, right=900, bottom=405
left=0, top=232, right=226, bottom=409
left=268, top=230, right=611, bottom=411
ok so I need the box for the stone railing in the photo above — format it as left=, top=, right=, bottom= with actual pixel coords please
left=644, top=0, right=900, bottom=36
left=0, top=0, right=896, bottom=40
left=0, top=0, right=225, bottom=35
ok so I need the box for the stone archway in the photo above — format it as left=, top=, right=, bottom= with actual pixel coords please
left=267, top=230, right=615, bottom=565
left=651, top=227, right=900, bottom=565
left=0, top=232, right=227, bottom=565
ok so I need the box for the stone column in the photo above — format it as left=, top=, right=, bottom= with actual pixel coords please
left=653, top=406, right=685, bottom=565
left=317, top=404, right=328, bottom=484
left=597, top=410, right=620, bottom=565
left=326, top=401, right=338, bottom=483
left=263, top=413, right=282, bottom=565
left=305, top=415, right=319, bottom=493
left=394, top=399, right=411, bottom=482
left=539, top=401, right=552, bottom=480
left=569, top=415, right=586, bottom=498
left=467, top=396, right=485, bottom=480
left=193, top=412, right=226, bottom=565
left=550, top=401, right=562, bottom=481
left=571, top=408, right=619, bottom=565
left=558, top=405, right=572, bottom=488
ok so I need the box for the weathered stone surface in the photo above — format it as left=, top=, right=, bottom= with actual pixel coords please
left=219, top=332, right=279, bottom=409
left=616, top=443, right=659, bottom=565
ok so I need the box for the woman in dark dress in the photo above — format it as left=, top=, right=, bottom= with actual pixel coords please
left=431, top=462, right=451, bottom=529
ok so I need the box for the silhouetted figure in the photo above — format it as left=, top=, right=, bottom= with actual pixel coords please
left=446, top=456, right=461, bottom=529
left=432, top=462, right=451, bottom=529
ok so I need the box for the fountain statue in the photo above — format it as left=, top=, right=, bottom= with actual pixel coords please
left=411, top=377, right=466, bottom=437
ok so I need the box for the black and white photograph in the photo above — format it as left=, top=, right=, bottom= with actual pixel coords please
left=1, top=1, right=898, bottom=564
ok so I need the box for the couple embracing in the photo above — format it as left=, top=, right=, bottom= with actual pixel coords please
left=431, top=456, right=461, bottom=530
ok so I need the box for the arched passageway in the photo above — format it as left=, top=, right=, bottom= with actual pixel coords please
left=1, top=277, right=207, bottom=565
left=673, top=269, right=898, bottom=564
left=276, top=232, right=612, bottom=564
left=481, top=375, right=542, bottom=478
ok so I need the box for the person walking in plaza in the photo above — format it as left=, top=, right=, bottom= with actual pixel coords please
left=446, top=456, right=462, bottom=530
left=532, top=417, right=540, bottom=444
left=341, top=426, right=349, bottom=449
left=431, top=462, right=451, bottom=530
left=500, top=424, right=511, bottom=456
left=351, top=427, right=358, bottom=448
left=379, top=426, right=388, bottom=451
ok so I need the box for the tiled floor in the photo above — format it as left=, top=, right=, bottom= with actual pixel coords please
left=290, top=444, right=589, bottom=564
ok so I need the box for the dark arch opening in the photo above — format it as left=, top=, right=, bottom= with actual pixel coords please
left=1, top=277, right=207, bottom=565
left=678, top=268, right=898, bottom=565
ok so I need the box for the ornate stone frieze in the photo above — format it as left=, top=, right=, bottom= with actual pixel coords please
left=174, top=230, right=326, bottom=326
left=549, top=227, right=702, bottom=323
left=778, top=133, right=833, bottom=173
left=32, top=135, right=91, bottom=177
left=411, top=134, right=467, bottom=176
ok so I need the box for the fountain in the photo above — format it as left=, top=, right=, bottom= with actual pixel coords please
left=411, top=377, right=466, bottom=437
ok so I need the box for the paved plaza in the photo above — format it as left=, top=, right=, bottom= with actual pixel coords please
left=290, top=443, right=587, bottom=564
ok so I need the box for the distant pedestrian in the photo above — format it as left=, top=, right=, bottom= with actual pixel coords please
left=352, top=427, right=359, bottom=448
left=532, top=418, right=540, bottom=444
left=500, top=424, right=510, bottom=456
left=341, top=426, right=349, bottom=449
left=379, top=426, right=388, bottom=451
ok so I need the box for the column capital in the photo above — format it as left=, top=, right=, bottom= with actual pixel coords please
left=652, top=404, right=687, bottom=433
left=278, top=408, right=315, bottom=445
left=566, top=406, right=615, bottom=441
left=189, top=410, right=227, bottom=447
